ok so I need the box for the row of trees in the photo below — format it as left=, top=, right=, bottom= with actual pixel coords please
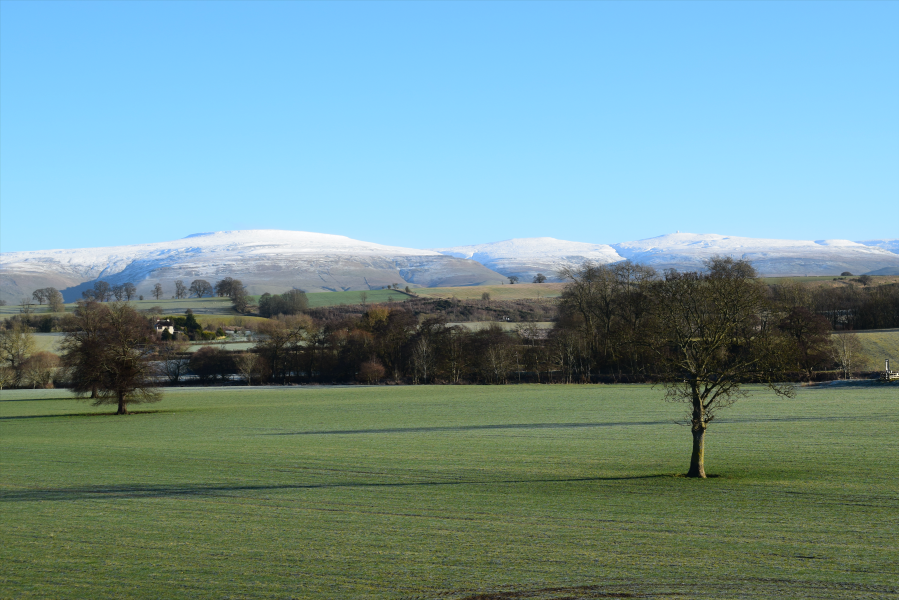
left=77, top=279, right=224, bottom=303
left=82, top=281, right=137, bottom=302
left=782, top=280, right=899, bottom=330
left=258, top=289, right=308, bottom=318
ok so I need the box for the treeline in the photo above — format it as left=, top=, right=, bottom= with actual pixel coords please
left=304, top=296, right=558, bottom=324
left=158, top=314, right=553, bottom=385
left=787, top=281, right=899, bottom=330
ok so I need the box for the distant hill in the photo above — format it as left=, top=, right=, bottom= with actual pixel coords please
left=433, top=238, right=622, bottom=283
left=437, top=233, right=899, bottom=280
left=3, top=230, right=898, bottom=305
left=0, top=230, right=505, bottom=304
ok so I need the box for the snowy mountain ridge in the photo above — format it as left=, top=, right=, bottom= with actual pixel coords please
left=434, top=232, right=899, bottom=280
left=1, top=230, right=898, bottom=304
left=0, top=230, right=498, bottom=303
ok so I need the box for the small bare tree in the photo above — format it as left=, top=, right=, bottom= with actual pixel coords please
left=831, top=333, right=863, bottom=379
left=159, top=340, right=190, bottom=384
left=21, top=351, right=59, bottom=388
left=234, top=353, right=259, bottom=386
left=153, top=283, right=164, bottom=300
left=357, top=359, right=385, bottom=384
left=410, top=337, right=435, bottom=384
left=175, top=280, right=188, bottom=299
left=19, top=298, right=34, bottom=316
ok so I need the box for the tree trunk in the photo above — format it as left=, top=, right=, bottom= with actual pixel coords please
left=116, top=392, right=127, bottom=415
left=687, top=425, right=706, bottom=478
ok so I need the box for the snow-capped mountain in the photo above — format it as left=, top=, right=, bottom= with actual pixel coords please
left=433, top=238, right=623, bottom=282
left=0, top=230, right=505, bottom=303
left=609, top=233, right=899, bottom=276
left=3, top=230, right=898, bottom=305
left=857, top=239, right=899, bottom=253
left=435, top=233, right=899, bottom=280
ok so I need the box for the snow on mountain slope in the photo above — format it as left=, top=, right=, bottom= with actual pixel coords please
left=609, top=233, right=899, bottom=276
left=856, top=239, right=899, bottom=254
left=435, top=233, right=899, bottom=280
left=0, top=230, right=505, bottom=303
left=433, top=238, right=623, bottom=282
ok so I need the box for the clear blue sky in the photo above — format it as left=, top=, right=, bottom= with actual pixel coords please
left=2, top=1, right=897, bottom=253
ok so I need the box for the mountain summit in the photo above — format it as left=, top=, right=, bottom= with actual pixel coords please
left=0, top=230, right=505, bottom=303
left=2, top=230, right=897, bottom=304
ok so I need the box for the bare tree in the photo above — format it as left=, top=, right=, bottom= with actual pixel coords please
left=159, top=340, right=190, bottom=384
left=359, top=291, right=368, bottom=306
left=153, top=283, right=164, bottom=300
left=19, top=298, right=34, bottom=316
left=123, top=282, right=137, bottom=301
left=357, top=359, right=385, bottom=384
left=231, top=281, right=250, bottom=313
left=21, top=351, right=59, bottom=389
left=650, top=257, right=794, bottom=478
left=234, top=352, right=259, bottom=386
left=112, top=284, right=125, bottom=301
left=47, top=288, right=64, bottom=312
left=0, top=321, right=35, bottom=387
left=410, top=337, right=435, bottom=384
left=174, top=280, right=187, bottom=299
left=214, top=278, right=235, bottom=297
left=63, top=302, right=161, bottom=414
left=0, top=366, right=15, bottom=390
left=533, top=273, right=547, bottom=283
left=508, top=276, right=520, bottom=284
left=93, top=281, right=112, bottom=302
left=831, top=332, right=863, bottom=380
left=32, top=289, right=48, bottom=305
left=189, top=280, right=213, bottom=298
left=60, top=301, right=112, bottom=399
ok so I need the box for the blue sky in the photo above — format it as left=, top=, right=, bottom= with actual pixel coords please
left=2, top=1, right=897, bottom=253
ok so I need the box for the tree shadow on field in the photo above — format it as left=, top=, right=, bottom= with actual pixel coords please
left=0, top=410, right=182, bottom=420
left=0, top=475, right=673, bottom=502
left=267, top=421, right=671, bottom=436
left=263, top=415, right=874, bottom=437
left=452, top=578, right=897, bottom=599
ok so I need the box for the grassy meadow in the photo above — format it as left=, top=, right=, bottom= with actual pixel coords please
left=1, top=384, right=897, bottom=599
left=846, top=330, right=899, bottom=372
left=414, top=283, right=565, bottom=301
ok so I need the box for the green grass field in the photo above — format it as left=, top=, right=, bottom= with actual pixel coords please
left=845, top=330, right=899, bottom=371
left=1, top=384, right=896, bottom=599
left=414, top=283, right=565, bottom=301
left=304, top=289, right=411, bottom=308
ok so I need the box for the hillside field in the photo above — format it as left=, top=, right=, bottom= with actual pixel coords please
left=1, top=384, right=897, bottom=599
left=414, top=282, right=565, bottom=301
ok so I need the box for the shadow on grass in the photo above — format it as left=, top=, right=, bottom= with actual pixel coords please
left=0, top=475, right=676, bottom=502
left=454, top=579, right=897, bottom=599
left=0, top=410, right=179, bottom=420
left=265, top=415, right=872, bottom=437
left=268, top=422, right=672, bottom=436
left=0, top=396, right=79, bottom=403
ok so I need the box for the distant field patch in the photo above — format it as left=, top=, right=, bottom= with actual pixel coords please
left=415, top=282, right=565, bottom=300
left=305, top=289, right=411, bottom=307
left=840, top=329, right=899, bottom=371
